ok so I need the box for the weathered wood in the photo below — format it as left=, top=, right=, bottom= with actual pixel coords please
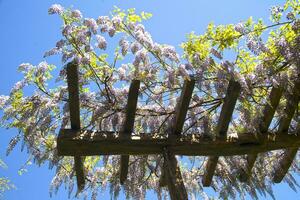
left=202, top=79, right=241, bottom=187
left=172, top=78, right=195, bottom=136
left=273, top=80, right=300, bottom=183
left=66, top=62, right=85, bottom=192
left=278, top=84, right=300, bottom=134
left=163, top=149, right=188, bottom=200
left=159, top=167, right=167, bottom=187
left=259, top=86, right=283, bottom=133
left=119, top=80, right=140, bottom=184
left=161, top=79, right=194, bottom=197
left=160, top=78, right=194, bottom=186
left=238, top=154, right=257, bottom=182
left=202, top=156, right=218, bottom=187
left=67, top=62, right=81, bottom=131
left=57, top=129, right=300, bottom=156
left=240, top=86, right=283, bottom=182
left=273, top=148, right=298, bottom=183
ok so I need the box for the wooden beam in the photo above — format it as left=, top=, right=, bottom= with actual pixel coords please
left=160, top=78, right=194, bottom=197
left=66, top=62, right=85, bottom=192
left=273, top=148, right=298, bottom=183
left=259, top=86, right=283, bottom=133
left=163, top=149, right=188, bottom=200
left=202, top=156, right=218, bottom=186
left=160, top=78, right=195, bottom=186
left=278, top=84, right=300, bottom=134
left=119, top=80, right=140, bottom=184
left=240, top=86, right=283, bottom=182
left=57, top=129, right=300, bottom=156
left=172, top=78, right=195, bottom=136
left=202, top=79, right=241, bottom=187
left=273, top=79, right=300, bottom=183
left=238, top=154, right=257, bottom=182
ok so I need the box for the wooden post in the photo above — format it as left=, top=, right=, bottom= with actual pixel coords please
left=119, top=80, right=140, bottom=184
left=239, top=86, right=283, bottom=182
left=161, top=78, right=194, bottom=199
left=202, top=79, right=241, bottom=187
left=273, top=79, right=300, bottom=183
left=66, top=62, right=85, bottom=192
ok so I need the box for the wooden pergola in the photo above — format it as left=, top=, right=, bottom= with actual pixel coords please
left=57, top=62, right=300, bottom=199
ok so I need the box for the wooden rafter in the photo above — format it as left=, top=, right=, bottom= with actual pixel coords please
left=66, top=62, right=85, bottom=192
left=273, top=79, right=300, bottom=183
left=172, top=78, right=196, bottom=136
left=119, top=80, right=140, bottom=184
left=160, top=78, right=194, bottom=199
left=163, top=149, right=188, bottom=200
left=202, top=79, right=241, bottom=187
left=239, top=86, right=283, bottom=182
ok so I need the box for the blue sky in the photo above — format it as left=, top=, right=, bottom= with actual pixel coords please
left=0, top=0, right=299, bottom=199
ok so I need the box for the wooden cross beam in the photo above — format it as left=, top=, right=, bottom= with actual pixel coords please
left=57, top=129, right=300, bottom=156
left=273, top=79, right=300, bottom=183
left=119, top=80, right=140, bottom=184
left=159, top=78, right=195, bottom=199
left=239, top=86, right=283, bottom=182
left=202, top=79, right=241, bottom=187
left=66, top=62, right=85, bottom=192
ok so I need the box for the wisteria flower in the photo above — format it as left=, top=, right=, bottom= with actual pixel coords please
left=84, top=18, right=98, bottom=34
left=71, top=9, right=82, bottom=19
left=48, top=4, right=64, bottom=15
left=96, top=35, right=107, bottom=50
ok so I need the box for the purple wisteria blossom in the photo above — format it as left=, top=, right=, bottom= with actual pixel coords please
left=71, top=9, right=82, bottom=19
left=84, top=18, right=98, bottom=34
left=48, top=4, right=64, bottom=15
left=96, top=35, right=107, bottom=50
left=119, top=39, right=129, bottom=56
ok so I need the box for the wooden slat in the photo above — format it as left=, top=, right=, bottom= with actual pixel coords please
left=57, top=129, right=300, bottom=156
left=119, top=80, right=140, bottom=184
left=159, top=167, right=167, bottom=187
left=202, top=79, right=241, bottom=187
left=160, top=78, right=195, bottom=187
left=259, top=86, right=283, bottom=133
left=238, top=154, right=257, bottom=182
left=278, top=84, right=300, bottom=134
left=163, top=149, right=188, bottom=200
left=66, top=62, right=85, bottom=192
left=172, top=78, right=196, bottom=136
left=239, top=86, right=283, bottom=182
left=273, top=148, right=298, bottom=183
left=160, top=78, right=194, bottom=197
left=273, top=79, right=300, bottom=183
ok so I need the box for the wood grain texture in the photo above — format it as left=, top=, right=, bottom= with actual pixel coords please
left=202, top=79, right=241, bottom=187
left=163, top=149, right=188, bottom=200
left=160, top=78, right=194, bottom=197
left=119, top=80, right=140, bottom=184
left=240, top=86, right=283, bottom=182
left=66, top=62, right=85, bottom=192
left=273, top=79, right=300, bottom=183
left=172, top=78, right=195, bottom=136
left=57, top=129, right=300, bottom=156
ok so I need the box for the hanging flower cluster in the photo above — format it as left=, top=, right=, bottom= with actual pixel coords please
left=0, top=1, right=300, bottom=199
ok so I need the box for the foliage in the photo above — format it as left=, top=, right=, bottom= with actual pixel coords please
left=0, top=159, right=15, bottom=198
left=0, top=1, right=300, bottom=199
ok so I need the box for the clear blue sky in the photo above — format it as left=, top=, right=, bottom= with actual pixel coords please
left=0, top=0, right=299, bottom=199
